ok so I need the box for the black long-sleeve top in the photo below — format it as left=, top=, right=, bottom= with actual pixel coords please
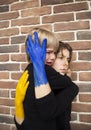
left=15, top=63, right=79, bottom=130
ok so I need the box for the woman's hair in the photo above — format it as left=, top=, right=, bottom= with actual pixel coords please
left=25, top=27, right=59, bottom=61
left=57, top=41, right=73, bottom=63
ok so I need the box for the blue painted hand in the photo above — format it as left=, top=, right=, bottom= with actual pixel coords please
left=26, top=32, right=48, bottom=87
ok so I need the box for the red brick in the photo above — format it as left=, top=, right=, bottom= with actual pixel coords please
left=0, top=0, right=18, bottom=5
left=79, top=52, right=91, bottom=61
left=79, top=72, right=91, bottom=81
left=21, top=25, right=52, bottom=34
left=69, top=41, right=91, bottom=50
left=0, top=98, right=14, bottom=106
left=11, top=0, right=39, bottom=11
left=11, top=54, right=27, bottom=62
left=76, top=11, right=91, bottom=20
left=0, top=5, right=9, bottom=12
left=71, top=52, right=77, bottom=61
left=11, top=72, right=23, bottom=80
left=54, top=2, right=88, bottom=13
left=0, top=45, right=19, bottom=53
left=21, top=63, right=29, bottom=71
left=0, top=106, right=10, bottom=114
left=71, top=62, right=91, bottom=71
left=71, top=72, right=77, bottom=81
left=0, top=11, right=19, bottom=21
left=71, top=112, right=77, bottom=121
left=72, top=103, right=91, bottom=112
left=54, top=21, right=89, bottom=31
left=0, top=28, right=19, bottom=37
left=78, top=83, right=91, bottom=92
left=0, top=81, right=16, bottom=89
left=0, top=54, right=9, bottom=62
left=79, top=94, right=91, bottom=102
left=21, top=6, right=51, bottom=17
left=79, top=114, right=91, bottom=123
left=0, top=124, right=10, bottom=130
left=21, top=44, right=27, bottom=53
left=11, top=90, right=15, bottom=98
left=11, top=17, right=40, bottom=26
left=0, top=72, right=9, bottom=79
left=0, top=90, right=9, bottom=97
left=42, top=13, right=74, bottom=23
left=71, top=123, right=91, bottom=130
left=11, top=125, right=16, bottom=130
left=55, top=32, right=74, bottom=41
left=0, top=38, right=9, bottom=45
left=11, top=36, right=26, bottom=44
left=41, top=0, right=73, bottom=6
left=77, top=31, right=91, bottom=40
left=0, top=63, right=20, bottom=71
left=11, top=107, right=15, bottom=116
left=0, top=21, right=9, bottom=28
left=0, top=115, right=14, bottom=124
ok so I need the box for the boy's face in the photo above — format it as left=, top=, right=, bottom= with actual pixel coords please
left=52, top=49, right=70, bottom=75
left=45, top=47, right=56, bottom=66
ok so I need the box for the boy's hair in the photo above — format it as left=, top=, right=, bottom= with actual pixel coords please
left=26, top=27, right=59, bottom=61
left=58, top=41, right=73, bottom=63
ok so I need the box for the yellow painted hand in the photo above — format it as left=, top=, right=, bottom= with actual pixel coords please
left=15, top=70, right=29, bottom=119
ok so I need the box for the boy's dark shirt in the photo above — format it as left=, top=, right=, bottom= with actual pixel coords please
left=15, top=63, right=79, bottom=130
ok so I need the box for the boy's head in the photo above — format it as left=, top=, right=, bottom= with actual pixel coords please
left=58, top=41, right=72, bottom=63
left=26, top=27, right=59, bottom=66
left=52, top=41, right=73, bottom=75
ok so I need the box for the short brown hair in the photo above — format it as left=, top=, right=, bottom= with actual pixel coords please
left=57, top=41, right=73, bottom=63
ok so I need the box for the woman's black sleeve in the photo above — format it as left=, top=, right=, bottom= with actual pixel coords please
left=35, top=82, right=79, bottom=120
left=45, top=65, right=72, bottom=90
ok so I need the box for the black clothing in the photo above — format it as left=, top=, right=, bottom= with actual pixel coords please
left=15, top=63, right=79, bottom=130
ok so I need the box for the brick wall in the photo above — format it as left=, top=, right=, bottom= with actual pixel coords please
left=0, top=0, right=91, bottom=130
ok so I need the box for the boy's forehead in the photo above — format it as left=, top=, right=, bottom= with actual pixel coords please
left=47, top=47, right=57, bottom=52
left=58, top=49, right=70, bottom=56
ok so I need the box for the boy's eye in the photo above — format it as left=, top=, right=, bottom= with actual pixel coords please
left=46, top=51, right=53, bottom=54
left=46, top=51, right=56, bottom=55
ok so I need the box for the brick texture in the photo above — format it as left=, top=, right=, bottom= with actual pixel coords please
left=79, top=94, right=91, bottom=102
left=0, top=5, right=9, bottom=12
left=41, top=0, right=73, bottom=6
left=54, top=2, right=88, bottom=13
left=79, top=72, right=91, bottom=81
left=42, top=13, right=74, bottom=23
left=0, top=11, right=19, bottom=21
left=54, top=21, right=89, bottom=31
left=0, top=0, right=18, bottom=5
left=0, top=38, right=9, bottom=45
left=0, top=0, right=91, bottom=130
left=77, top=31, right=91, bottom=40
left=76, top=11, right=91, bottom=20
left=21, top=6, right=51, bottom=17
left=11, top=0, right=39, bottom=11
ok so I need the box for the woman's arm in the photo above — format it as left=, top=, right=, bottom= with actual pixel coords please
left=45, top=65, right=72, bottom=90
left=15, top=71, right=29, bottom=125
left=35, top=82, right=79, bottom=120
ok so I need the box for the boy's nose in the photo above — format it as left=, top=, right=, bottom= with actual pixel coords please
left=64, top=59, right=69, bottom=66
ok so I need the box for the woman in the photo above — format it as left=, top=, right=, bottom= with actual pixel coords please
left=15, top=28, right=79, bottom=130
left=53, top=41, right=73, bottom=130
